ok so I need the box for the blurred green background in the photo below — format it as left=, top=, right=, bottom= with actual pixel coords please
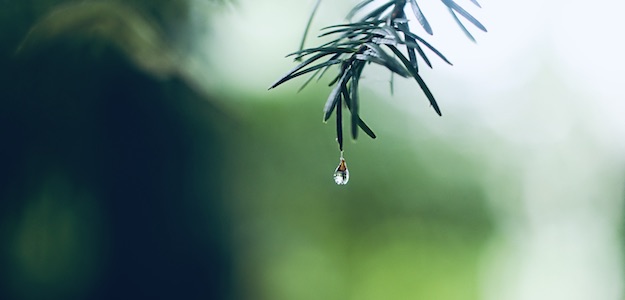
left=1, top=1, right=624, bottom=300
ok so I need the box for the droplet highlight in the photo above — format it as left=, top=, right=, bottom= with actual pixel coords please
left=333, top=154, right=349, bottom=185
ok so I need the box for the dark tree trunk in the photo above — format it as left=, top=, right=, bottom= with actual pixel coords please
left=0, top=7, right=233, bottom=300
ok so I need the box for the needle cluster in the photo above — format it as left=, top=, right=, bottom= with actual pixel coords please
left=269, top=0, right=486, bottom=151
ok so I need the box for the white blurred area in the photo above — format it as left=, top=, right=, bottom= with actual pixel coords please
left=430, top=1, right=625, bottom=300
left=203, top=0, right=625, bottom=299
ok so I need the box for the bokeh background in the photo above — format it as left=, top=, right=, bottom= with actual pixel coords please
left=1, top=1, right=624, bottom=300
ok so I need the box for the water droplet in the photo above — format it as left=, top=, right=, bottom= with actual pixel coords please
left=333, top=153, right=349, bottom=185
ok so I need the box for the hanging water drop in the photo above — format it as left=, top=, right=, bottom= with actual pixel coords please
left=333, top=152, right=349, bottom=185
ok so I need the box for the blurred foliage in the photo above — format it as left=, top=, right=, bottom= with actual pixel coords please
left=224, top=89, right=493, bottom=300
